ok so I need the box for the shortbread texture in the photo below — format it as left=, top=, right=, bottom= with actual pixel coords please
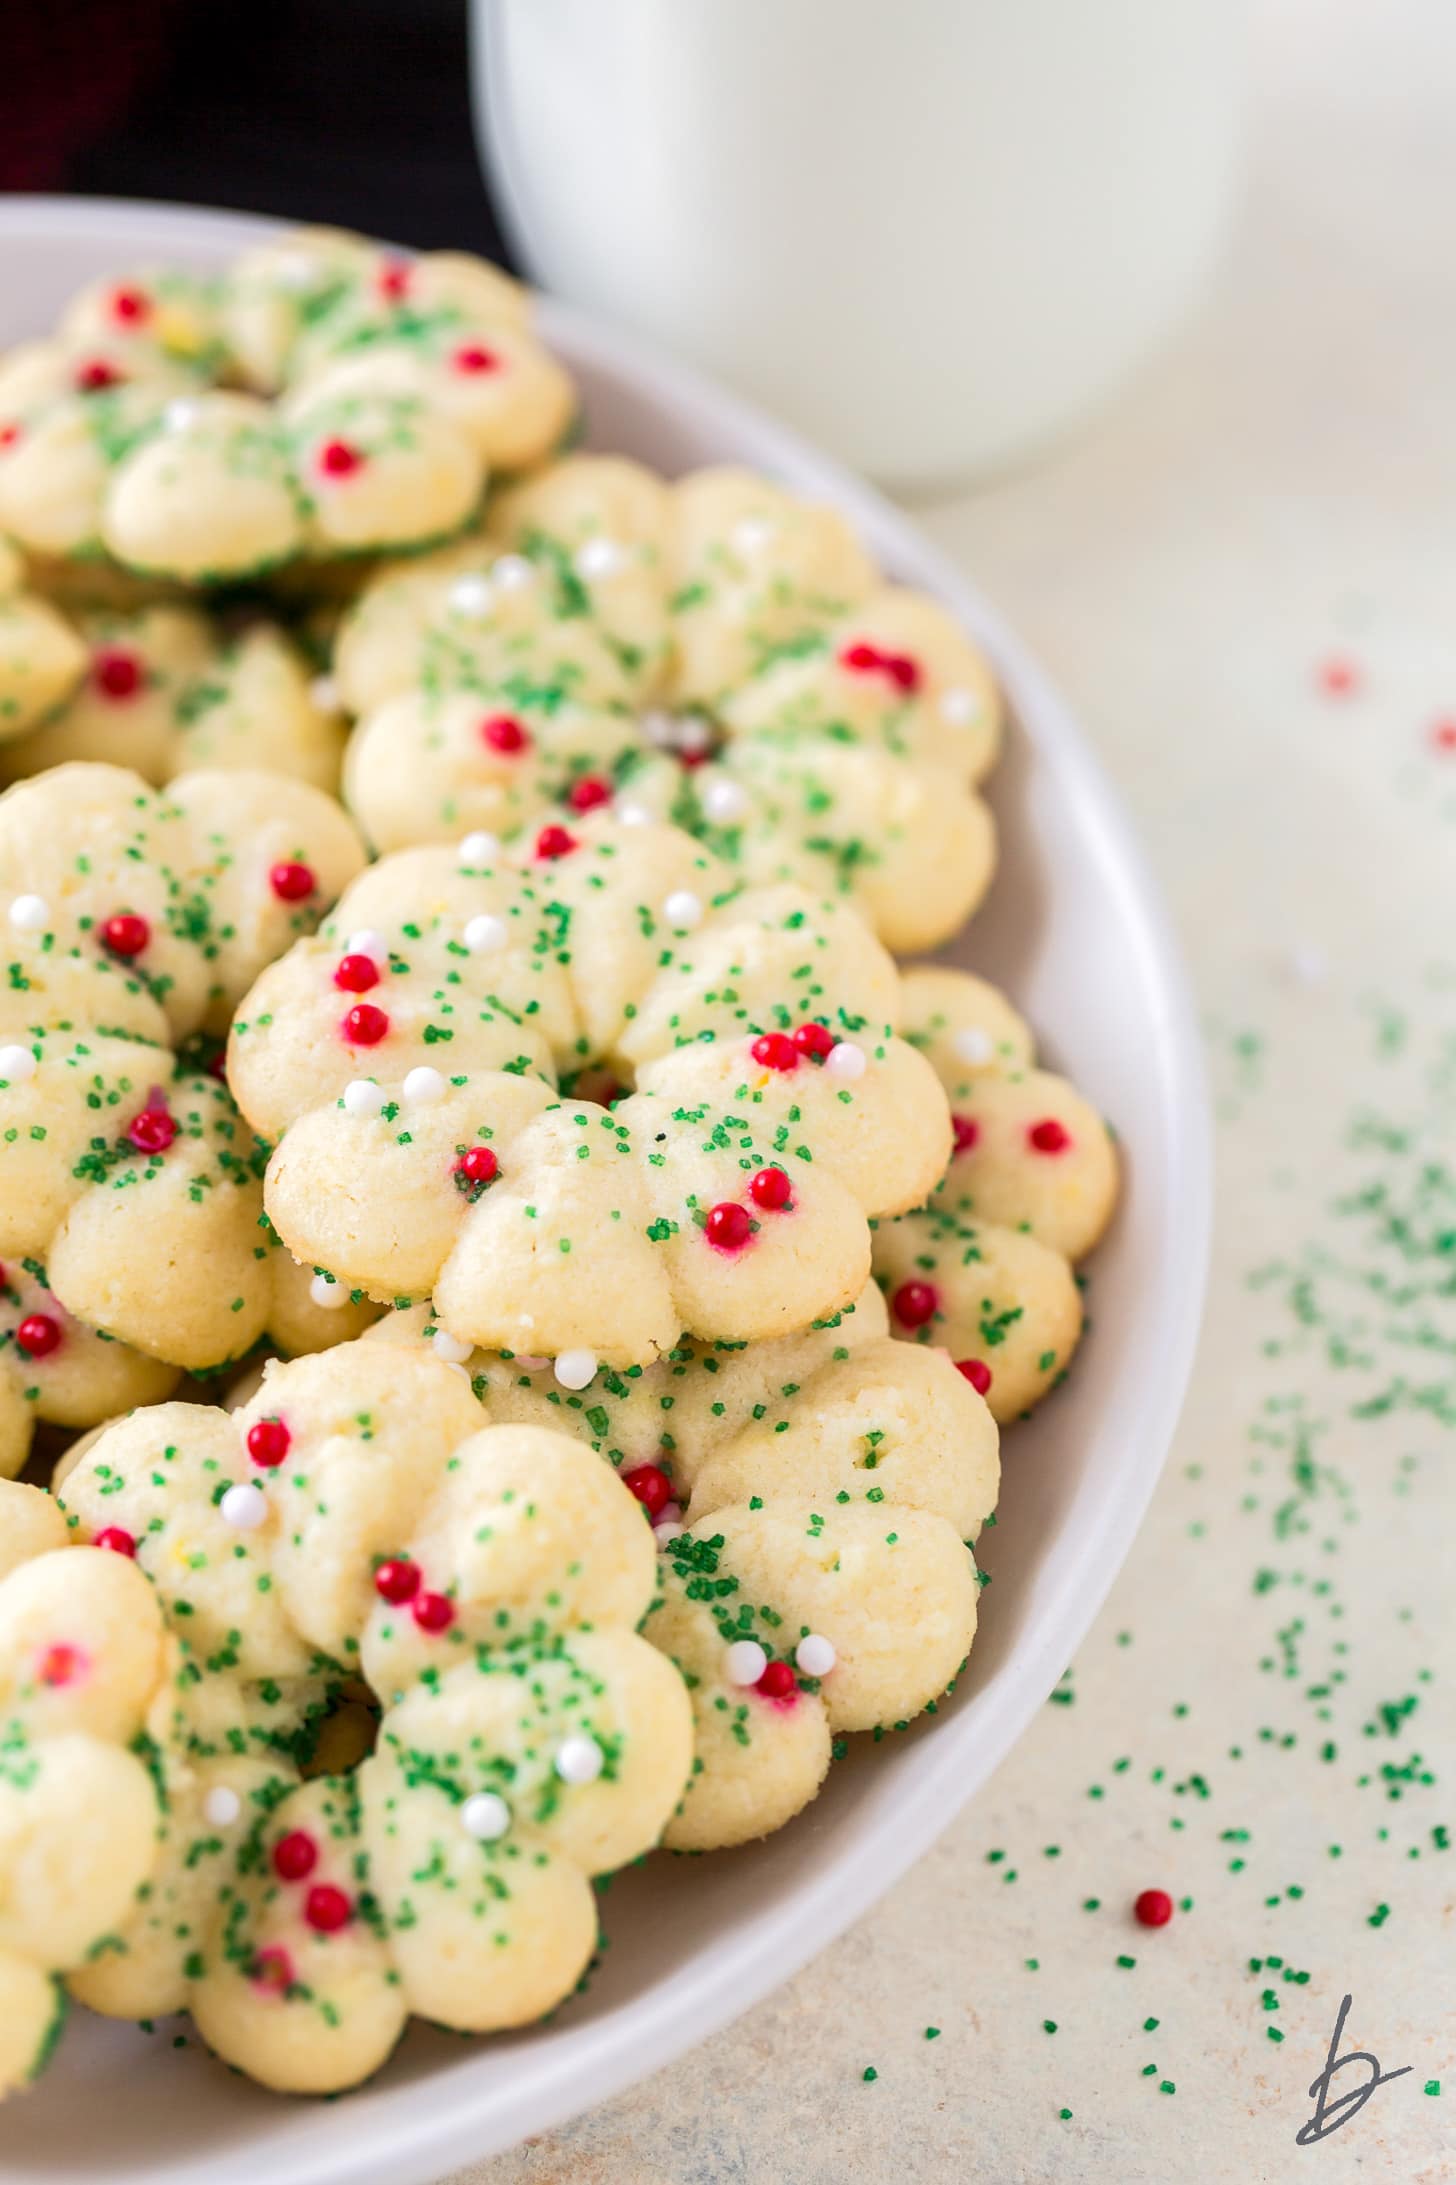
left=873, top=967, right=1119, bottom=1421
left=0, top=762, right=371, bottom=1473
left=0, top=228, right=574, bottom=584
left=226, top=813, right=952, bottom=1365
left=367, top=1280, right=999, bottom=1848
left=335, top=456, right=1002, bottom=954
left=0, top=1479, right=171, bottom=2097
left=44, top=1342, right=692, bottom=2096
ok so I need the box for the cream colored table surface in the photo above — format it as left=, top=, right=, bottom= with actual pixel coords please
left=456, top=4, right=1455, bottom=2178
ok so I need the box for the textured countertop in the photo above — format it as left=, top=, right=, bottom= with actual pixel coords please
left=456, top=4, right=1456, bottom=2176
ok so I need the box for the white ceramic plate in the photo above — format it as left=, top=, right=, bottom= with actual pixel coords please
left=0, top=198, right=1210, bottom=2185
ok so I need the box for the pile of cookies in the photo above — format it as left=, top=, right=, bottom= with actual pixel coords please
left=0, top=230, right=1118, bottom=2100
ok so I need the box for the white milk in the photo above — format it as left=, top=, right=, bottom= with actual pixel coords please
left=473, top=0, right=1245, bottom=491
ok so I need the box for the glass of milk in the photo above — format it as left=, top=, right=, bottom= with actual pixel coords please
left=472, top=0, right=1246, bottom=492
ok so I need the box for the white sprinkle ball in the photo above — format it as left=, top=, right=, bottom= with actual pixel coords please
left=554, top=1347, right=598, bottom=1391
left=447, top=573, right=494, bottom=620
left=795, top=1632, right=837, bottom=1677
left=825, top=1040, right=867, bottom=1081
left=402, top=1065, right=447, bottom=1106
left=464, top=912, right=507, bottom=953
left=490, top=554, right=534, bottom=592
left=342, top=1079, right=384, bottom=1118
left=0, top=1044, right=36, bottom=1085
left=458, top=830, right=500, bottom=869
left=277, top=254, right=321, bottom=290
left=554, top=1735, right=604, bottom=1785
left=220, top=1482, right=268, bottom=1531
left=940, top=685, right=981, bottom=727
left=346, top=928, right=388, bottom=963
left=701, top=777, right=750, bottom=825
left=662, top=889, right=702, bottom=933
left=675, top=716, right=714, bottom=756
left=461, top=1792, right=512, bottom=1841
left=724, top=1639, right=768, bottom=1687
left=642, top=710, right=676, bottom=748
left=653, top=1516, right=684, bottom=1548
left=309, top=1274, right=348, bottom=1310
left=162, top=398, right=199, bottom=434
left=615, top=800, right=653, bottom=829
left=574, top=536, right=626, bottom=581
left=731, top=516, right=775, bottom=555
left=1285, top=941, right=1329, bottom=988
left=431, top=1328, right=473, bottom=1365
left=310, top=674, right=341, bottom=713
left=203, top=1785, right=242, bottom=1828
left=9, top=895, right=48, bottom=932
left=953, top=1026, right=994, bottom=1067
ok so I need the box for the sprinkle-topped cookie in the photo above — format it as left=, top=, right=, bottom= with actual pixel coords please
left=366, top=1278, right=999, bottom=1848
left=0, top=230, right=574, bottom=584
left=42, top=1339, right=693, bottom=2096
left=332, top=456, right=1003, bottom=954
left=873, top=966, right=1119, bottom=1420
left=226, top=812, right=952, bottom=1364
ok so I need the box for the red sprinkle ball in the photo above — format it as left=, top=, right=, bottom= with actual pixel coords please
left=127, top=1106, right=177, bottom=1155
left=1134, top=1888, right=1174, bottom=1929
left=342, top=1003, right=389, bottom=1047
left=378, top=260, right=411, bottom=302
left=247, top=1418, right=290, bottom=1469
left=270, top=860, right=315, bottom=902
left=1316, top=654, right=1361, bottom=698
left=1028, top=1118, right=1071, bottom=1155
left=956, top=1358, right=993, bottom=1396
left=317, top=438, right=363, bottom=479
left=93, top=648, right=143, bottom=700
left=38, top=1644, right=81, bottom=1687
left=76, top=359, right=121, bottom=393
left=892, top=1280, right=938, bottom=1329
left=534, top=823, right=577, bottom=860
left=482, top=713, right=530, bottom=755
left=374, top=1557, right=420, bottom=1605
left=456, top=1145, right=499, bottom=1189
left=756, top=1660, right=797, bottom=1701
left=749, top=1165, right=792, bottom=1211
left=621, top=1464, right=672, bottom=1518
left=951, top=1114, right=980, bottom=1154
left=412, top=1590, right=455, bottom=1633
left=100, top=912, right=149, bottom=959
left=333, top=952, right=379, bottom=993
left=705, top=1201, right=752, bottom=1252
left=838, top=639, right=921, bottom=694
left=93, top=1526, right=137, bottom=1557
left=453, top=343, right=500, bottom=375
left=565, top=774, right=612, bottom=813
left=16, top=1313, right=61, bottom=1358
left=1430, top=717, right=1456, bottom=754
left=110, top=286, right=151, bottom=326
left=791, top=1021, right=836, bottom=1062
left=272, top=1829, right=318, bottom=1882
left=751, top=1031, right=799, bottom=1073
left=0, top=424, right=19, bottom=452
left=304, top=1884, right=352, bottom=1933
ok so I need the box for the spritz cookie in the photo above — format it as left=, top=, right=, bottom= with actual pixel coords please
left=226, top=813, right=951, bottom=1365
left=873, top=967, right=1119, bottom=1421
left=43, top=1340, right=692, bottom=2096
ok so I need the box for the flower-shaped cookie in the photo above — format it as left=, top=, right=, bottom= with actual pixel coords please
left=872, top=968, right=1119, bottom=1422
left=0, top=539, right=87, bottom=742
left=332, top=457, right=1002, bottom=954
left=0, top=762, right=372, bottom=1469
left=0, top=229, right=573, bottom=585
left=226, top=813, right=951, bottom=1371
left=54, top=1341, right=692, bottom=2095
left=367, top=1279, right=999, bottom=1849
left=0, top=602, right=345, bottom=792
left=0, top=1479, right=170, bottom=2097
